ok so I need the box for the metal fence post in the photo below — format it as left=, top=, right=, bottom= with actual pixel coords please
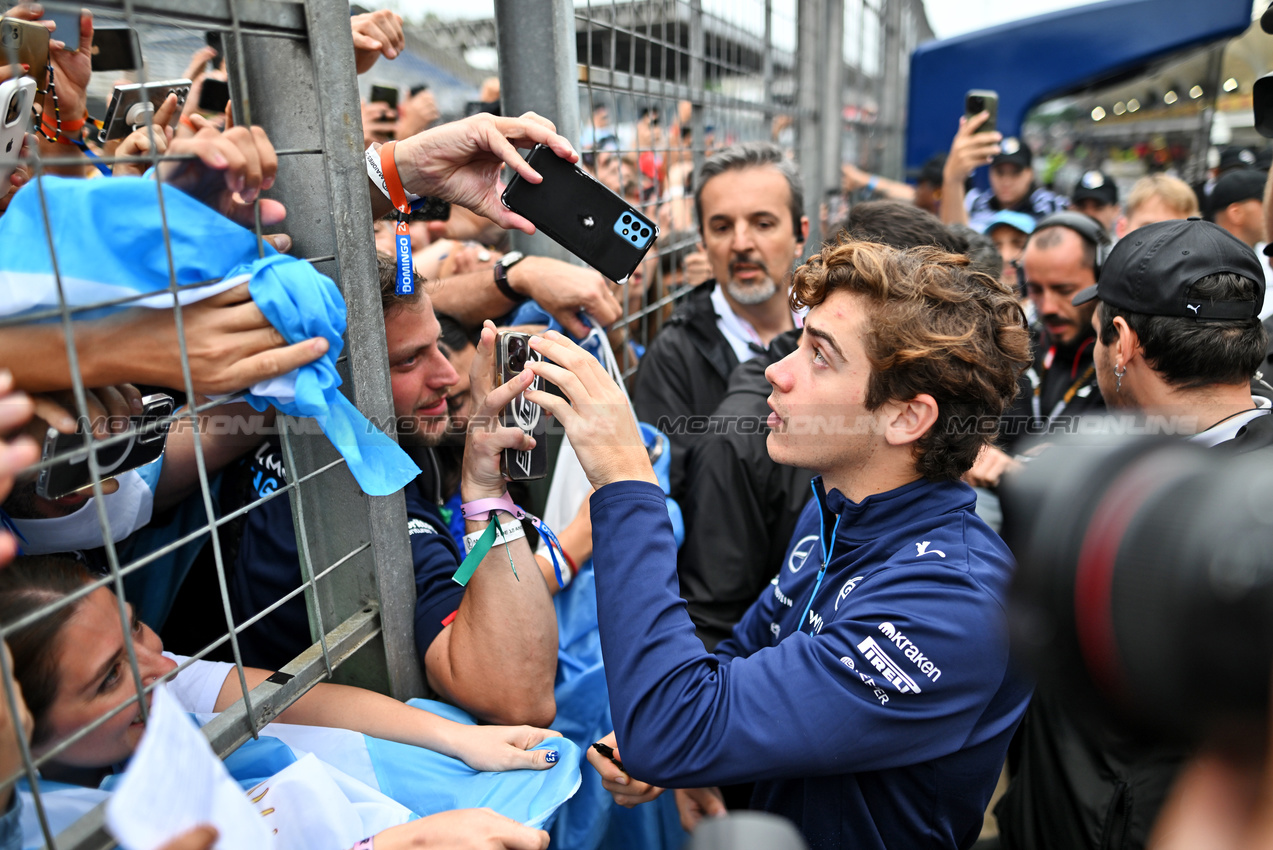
left=797, top=0, right=825, bottom=250
left=878, top=0, right=905, bottom=179
left=495, top=0, right=581, bottom=263
left=230, top=0, right=425, bottom=699
left=819, top=0, right=846, bottom=213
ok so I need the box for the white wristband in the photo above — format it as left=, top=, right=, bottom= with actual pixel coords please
left=463, top=516, right=525, bottom=554
left=365, top=144, right=422, bottom=205
left=537, top=542, right=571, bottom=588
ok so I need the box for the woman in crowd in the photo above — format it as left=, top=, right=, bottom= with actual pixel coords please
left=0, top=554, right=568, bottom=850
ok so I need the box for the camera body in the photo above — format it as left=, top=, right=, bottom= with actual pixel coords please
left=495, top=332, right=548, bottom=481
left=1002, top=434, right=1273, bottom=746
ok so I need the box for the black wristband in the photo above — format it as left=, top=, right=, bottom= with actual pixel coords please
left=494, top=259, right=526, bottom=303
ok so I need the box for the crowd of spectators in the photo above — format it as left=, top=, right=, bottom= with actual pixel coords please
left=0, top=4, right=1272, bottom=850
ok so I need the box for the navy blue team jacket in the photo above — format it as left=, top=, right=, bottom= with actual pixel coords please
left=590, top=476, right=1031, bottom=850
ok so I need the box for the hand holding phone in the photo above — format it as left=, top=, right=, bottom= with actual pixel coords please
left=502, top=144, right=659, bottom=282
left=496, top=332, right=548, bottom=481
left=0, top=18, right=49, bottom=90
left=36, top=394, right=174, bottom=499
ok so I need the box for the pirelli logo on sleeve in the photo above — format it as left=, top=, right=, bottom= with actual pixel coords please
left=856, top=636, right=923, bottom=694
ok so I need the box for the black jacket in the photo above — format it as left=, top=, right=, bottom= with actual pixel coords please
left=677, top=329, right=814, bottom=650
left=1001, top=327, right=1105, bottom=453
left=632, top=280, right=740, bottom=500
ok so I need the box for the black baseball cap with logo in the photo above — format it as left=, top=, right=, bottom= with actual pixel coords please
left=992, top=137, right=1032, bottom=170
left=1071, top=170, right=1118, bottom=206
left=1072, top=218, right=1264, bottom=320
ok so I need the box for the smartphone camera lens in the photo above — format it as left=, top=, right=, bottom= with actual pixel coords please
left=506, top=336, right=528, bottom=373
left=622, top=214, right=631, bottom=224
left=641, top=228, right=650, bottom=238
left=968, top=97, right=983, bottom=111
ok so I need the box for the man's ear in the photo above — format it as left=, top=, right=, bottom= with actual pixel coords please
left=1112, top=315, right=1142, bottom=368
left=1115, top=215, right=1129, bottom=240
left=883, top=393, right=939, bottom=448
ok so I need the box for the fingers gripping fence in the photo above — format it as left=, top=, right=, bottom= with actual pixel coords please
left=0, top=0, right=421, bottom=846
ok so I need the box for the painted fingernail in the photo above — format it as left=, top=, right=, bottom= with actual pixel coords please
left=545, top=750, right=558, bottom=764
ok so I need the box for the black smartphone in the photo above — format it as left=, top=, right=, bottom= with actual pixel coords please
left=91, top=26, right=141, bottom=72
left=496, top=332, right=548, bottom=481
left=0, top=17, right=49, bottom=90
left=36, top=394, right=175, bottom=500
left=369, top=83, right=398, bottom=110
left=98, top=79, right=191, bottom=143
left=502, top=144, right=659, bottom=282
left=198, top=77, right=230, bottom=114
left=965, top=89, right=998, bottom=134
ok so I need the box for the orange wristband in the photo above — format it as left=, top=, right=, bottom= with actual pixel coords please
left=41, top=113, right=86, bottom=138
left=378, top=140, right=410, bottom=215
left=179, top=116, right=196, bottom=131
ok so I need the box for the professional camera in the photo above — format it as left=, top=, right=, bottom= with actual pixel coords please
left=1001, top=435, right=1273, bottom=747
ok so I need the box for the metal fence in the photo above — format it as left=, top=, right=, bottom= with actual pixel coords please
left=0, top=0, right=419, bottom=846
left=0, top=0, right=933, bottom=846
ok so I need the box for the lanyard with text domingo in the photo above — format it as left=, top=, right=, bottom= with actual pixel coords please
left=378, top=140, right=415, bottom=296
left=1031, top=341, right=1096, bottom=425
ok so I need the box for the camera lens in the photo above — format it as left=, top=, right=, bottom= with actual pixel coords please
left=506, top=336, right=527, bottom=373
left=622, top=214, right=631, bottom=224
left=641, top=228, right=650, bottom=238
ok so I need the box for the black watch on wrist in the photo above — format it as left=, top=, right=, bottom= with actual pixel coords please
left=493, top=251, right=527, bottom=303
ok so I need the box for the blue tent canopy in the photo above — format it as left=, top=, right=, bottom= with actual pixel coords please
left=906, top=0, right=1256, bottom=172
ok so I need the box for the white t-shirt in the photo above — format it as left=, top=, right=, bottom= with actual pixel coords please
left=163, top=652, right=234, bottom=715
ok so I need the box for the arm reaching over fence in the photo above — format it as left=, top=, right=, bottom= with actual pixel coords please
left=369, top=112, right=577, bottom=233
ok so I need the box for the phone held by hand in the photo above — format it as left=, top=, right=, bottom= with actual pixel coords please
left=36, top=394, right=175, bottom=500
left=99, top=79, right=191, bottom=143
left=495, top=332, right=548, bottom=481
left=197, top=77, right=231, bottom=114
left=369, top=83, right=399, bottom=111
left=0, top=76, right=35, bottom=185
left=965, top=89, right=998, bottom=133
left=502, top=143, right=659, bottom=283
left=0, top=18, right=49, bottom=90
left=90, top=26, right=141, bottom=72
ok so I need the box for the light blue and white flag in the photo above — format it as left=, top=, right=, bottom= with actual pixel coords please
left=0, top=176, right=418, bottom=496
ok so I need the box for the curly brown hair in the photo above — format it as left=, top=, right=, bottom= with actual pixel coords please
left=791, top=238, right=1030, bottom=480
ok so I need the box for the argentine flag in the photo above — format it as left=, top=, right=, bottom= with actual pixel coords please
left=0, top=176, right=419, bottom=496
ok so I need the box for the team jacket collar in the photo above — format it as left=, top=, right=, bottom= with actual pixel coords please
left=811, top=474, right=976, bottom=547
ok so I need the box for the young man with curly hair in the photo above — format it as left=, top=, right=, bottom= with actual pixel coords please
left=518, top=239, right=1034, bottom=849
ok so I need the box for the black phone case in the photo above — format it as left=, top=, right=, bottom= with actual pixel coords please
left=502, top=144, right=658, bottom=282
left=36, top=396, right=174, bottom=499
left=496, top=333, right=549, bottom=481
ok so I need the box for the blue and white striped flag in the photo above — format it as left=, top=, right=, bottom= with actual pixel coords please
left=0, top=176, right=419, bottom=496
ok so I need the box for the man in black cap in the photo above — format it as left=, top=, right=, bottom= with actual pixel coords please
left=1209, top=168, right=1272, bottom=318
left=995, top=218, right=1271, bottom=850
left=939, top=111, right=1068, bottom=232
left=1069, top=169, right=1119, bottom=235
left=1210, top=168, right=1267, bottom=249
